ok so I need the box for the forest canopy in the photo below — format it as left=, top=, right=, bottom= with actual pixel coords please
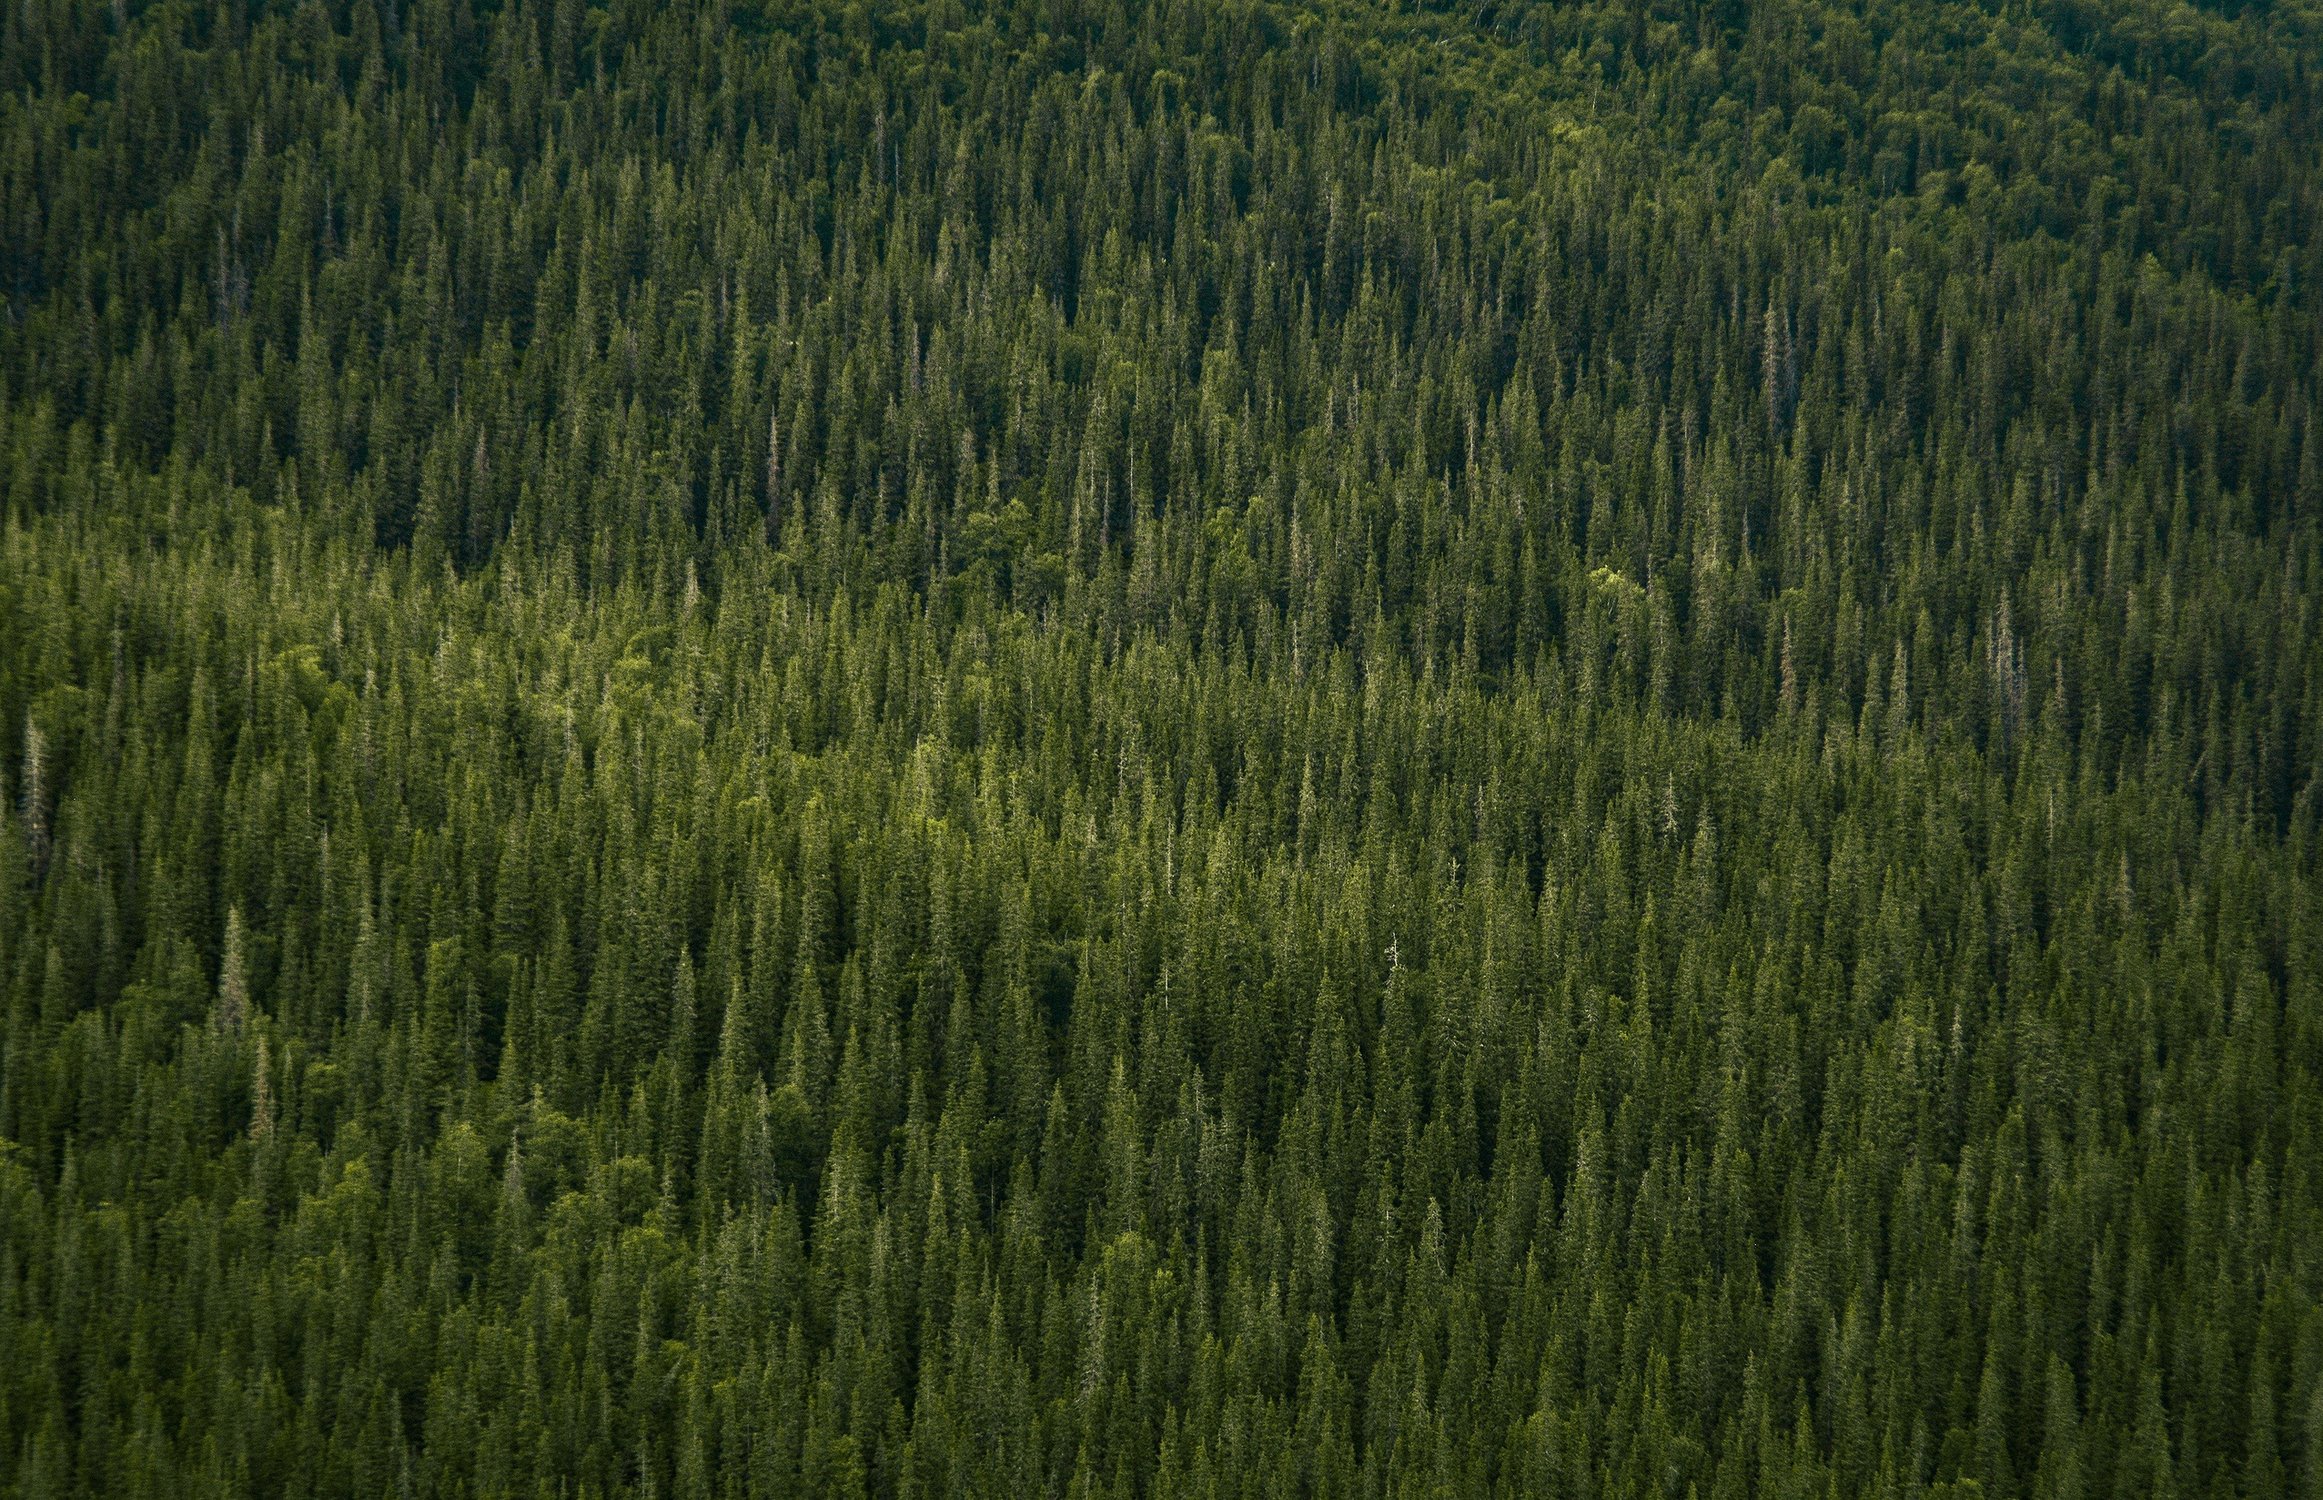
left=2, top=0, right=2320, bottom=1495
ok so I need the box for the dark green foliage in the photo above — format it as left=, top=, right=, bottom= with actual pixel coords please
left=3, top=0, right=2321, bottom=1495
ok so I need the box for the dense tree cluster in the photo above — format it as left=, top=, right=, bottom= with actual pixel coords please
left=3, top=0, right=2320, bottom=1495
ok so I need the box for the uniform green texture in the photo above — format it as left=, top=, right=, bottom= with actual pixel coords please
left=2, top=1, right=2320, bottom=1495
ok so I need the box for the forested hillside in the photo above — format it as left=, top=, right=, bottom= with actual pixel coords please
left=3, top=0, right=2321, bottom=1495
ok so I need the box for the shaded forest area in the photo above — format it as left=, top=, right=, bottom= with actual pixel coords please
left=2, top=0, right=2321, bottom=1495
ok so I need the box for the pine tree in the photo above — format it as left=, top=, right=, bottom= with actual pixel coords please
left=217, top=908, right=250, bottom=1035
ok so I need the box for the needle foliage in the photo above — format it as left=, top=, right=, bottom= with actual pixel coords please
left=2, top=1, right=2320, bottom=1495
